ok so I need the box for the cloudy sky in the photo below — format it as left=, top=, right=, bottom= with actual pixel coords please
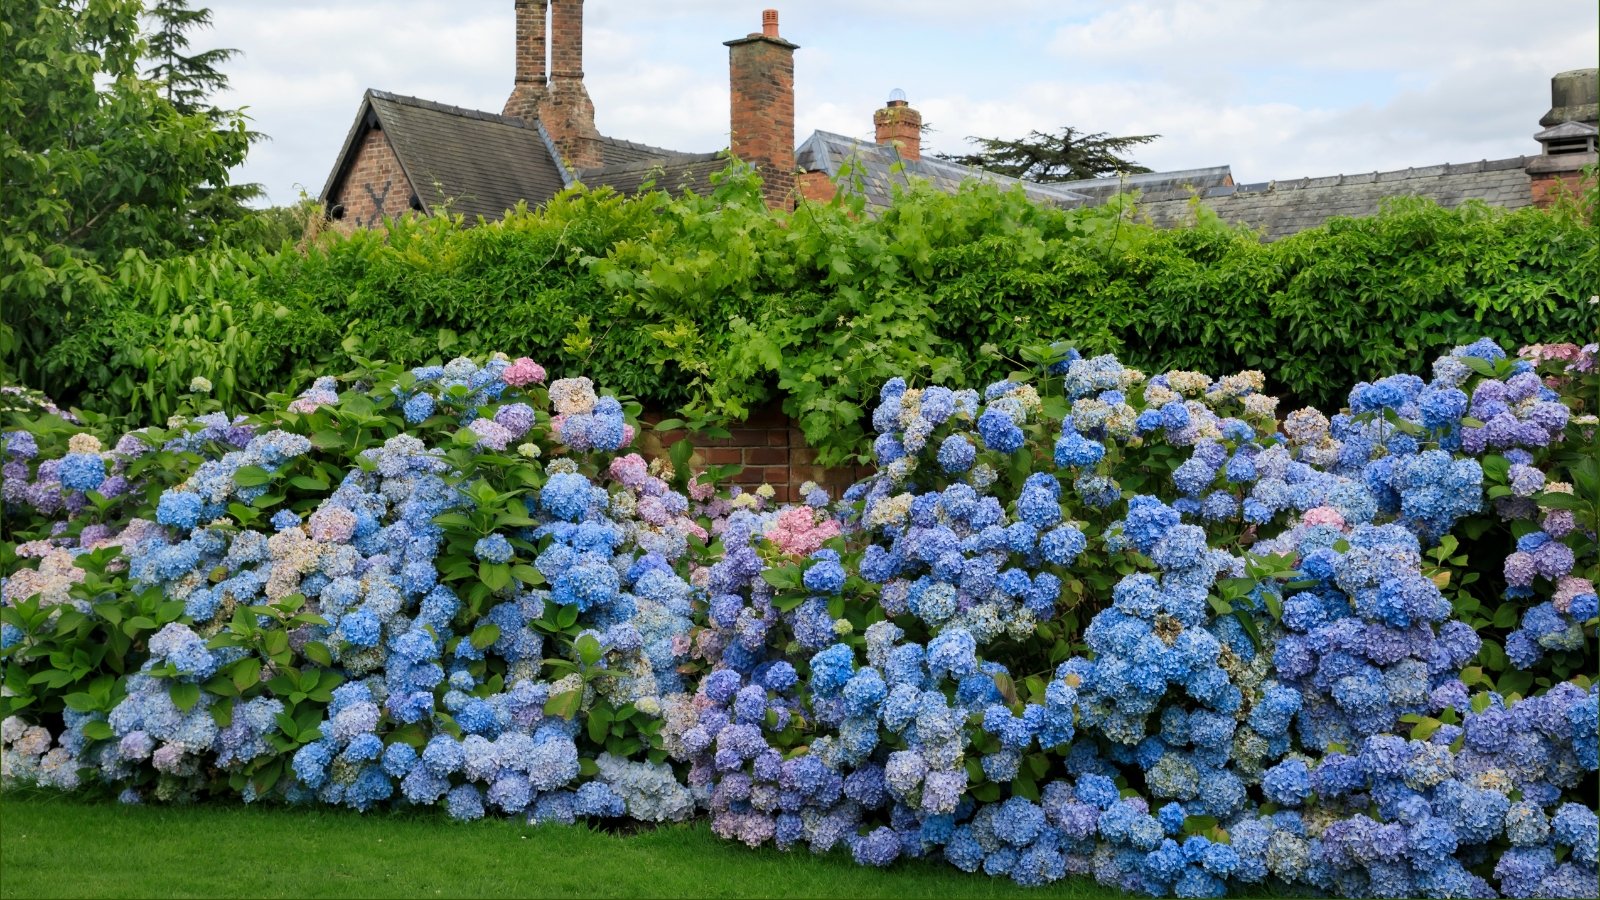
left=200, top=0, right=1599, bottom=206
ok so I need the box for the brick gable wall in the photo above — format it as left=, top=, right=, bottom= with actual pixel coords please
left=331, top=128, right=416, bottom=230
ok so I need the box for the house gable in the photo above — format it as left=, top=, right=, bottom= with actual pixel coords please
left=328, top=121, right=418, bottom=229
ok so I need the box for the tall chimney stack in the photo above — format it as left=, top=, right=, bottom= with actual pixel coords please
left=503, top=0, right=548, bottom=121
left=874, top=89, right=922, bottom=161
left=727, top=9, right=798, bottom=210
left=1526, top=68, right=1598, bottom=208
left=543, top=0, right=601, bottom=169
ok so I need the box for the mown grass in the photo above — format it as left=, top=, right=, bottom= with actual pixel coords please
left=0, top=791, right=1128, bottom=899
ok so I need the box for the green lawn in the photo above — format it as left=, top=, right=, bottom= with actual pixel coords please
left=0, top=792, right=1126, bottom=899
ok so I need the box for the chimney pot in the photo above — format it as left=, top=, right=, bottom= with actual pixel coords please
left=762, top=9, right=780, bottom=38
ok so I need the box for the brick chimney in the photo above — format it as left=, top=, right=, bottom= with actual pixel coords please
left=874, top=89, right=922, bottom=161
left=727, top=9, right=798, bottom=210
left=1526, top=68, right=1598, bottom=207
left=503, top=0, right=548, bottom=122
left=543, top=0, right=601, bottom=169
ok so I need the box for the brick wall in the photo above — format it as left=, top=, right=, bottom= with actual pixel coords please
left=544, top=0, right=601, bottom=168
left=331, top=128, right=416, bottom=230
left=797, top=170, right=835, bottom=204
left=873, top=101, right=922, bottom=160
left=503, top=0, right=547, bottom=121
left=639, top=401, right=870, bottom=502
left=726, top=14, right=797, bottom=211
left=1530, top=170, right=1595, bottom=207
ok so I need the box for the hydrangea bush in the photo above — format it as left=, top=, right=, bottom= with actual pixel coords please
left=4, top=340, right=1596, bottom=898
left=3, top=355, right=713, bottom=821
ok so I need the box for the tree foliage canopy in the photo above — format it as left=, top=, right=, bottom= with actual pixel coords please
left=937, top=126, right=1160, bottom=183
left=0, top=0, right=255, bottom=386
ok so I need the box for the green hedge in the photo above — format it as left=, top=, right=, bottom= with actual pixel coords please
left=4, top=164, right=1595, bottom=464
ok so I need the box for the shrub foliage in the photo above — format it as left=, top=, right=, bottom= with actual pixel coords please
left=4, top=168, right=1595, bottom=465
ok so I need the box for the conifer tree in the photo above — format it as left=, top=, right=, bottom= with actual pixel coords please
left=938, top=127, right=1160, bottom=183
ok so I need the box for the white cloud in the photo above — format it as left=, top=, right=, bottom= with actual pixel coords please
left=202, top=0, right=1597, bottom=204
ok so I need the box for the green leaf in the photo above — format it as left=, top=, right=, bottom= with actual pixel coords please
left=576, top=633, right=603, bottom=667
left=470, top=623, right=502, bottom=650
left=761, top=567, right=800, bottom=590
left=555, top=604, right=579, bottom=630
left=586, top=705, right=612, bottom=744
left=62, top=692, right=98, bottom=712
left=303, top=641, right=333, bottom=667
left=1183, top=815, right=1219, bottom=835
left=233, top=465, right=273, bottom=487
left=81, top=720, right=114, bottom=741
left=544, top=689, right=582, bottom=720
left=170, top=681, right=201, bottom=712
left=231, top=657, right=262, bottom=692
left=479, top=562, right=512, bottom=592
left=1410, top=716, right=1443, bottom=741
left=1536, top=491, right=1589, bottom=512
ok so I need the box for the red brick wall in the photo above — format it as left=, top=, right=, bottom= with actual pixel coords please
left=504, top=0, right=548, bottom=121
left=1530, top=170, right=1594, bottom=207
left=640, top=401, right=870, bottom=502
left=331, top=128, right=416, bottom=230
left=873, top=102, right=922, bottom=160
left=727, top=22, right=797, bottom=211
left=544, top=0, right=601, bottom=168
left=797, top=171, right=835, bottom=204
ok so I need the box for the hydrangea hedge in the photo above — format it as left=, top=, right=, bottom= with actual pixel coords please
left=2, top=339, right=1596, bottom=898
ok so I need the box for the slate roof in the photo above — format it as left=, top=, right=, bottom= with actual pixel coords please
left=1127, top=157, right=1536, bottom=240
left=796, top=131, right=1092, bottom=210
left=598, top=135, right=694, bottom=168
left=579, top=152, right=727, bottom=197
left=321, top=90, right=569, bottom=222
left=1045, top=166, right=1234, bottom=202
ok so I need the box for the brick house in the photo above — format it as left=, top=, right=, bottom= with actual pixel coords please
left=319, top=4, right=1596, bottom=234
left=315, top=7, right=1594, bottom=497
left=319, top=3, right=1103, bottom=227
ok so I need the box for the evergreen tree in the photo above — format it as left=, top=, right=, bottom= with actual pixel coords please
left=142, top=0, right=266, bottom=220
left=143, top=0, right=233, bottom=115
left=0, top=0, right=252, bottom=388
left=937, top=127, right=1160, bottom=183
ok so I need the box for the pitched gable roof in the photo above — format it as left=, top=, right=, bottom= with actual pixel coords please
left=321, top=90, right=569, bottom=222
left=795, top=131, right=1092, bottom=210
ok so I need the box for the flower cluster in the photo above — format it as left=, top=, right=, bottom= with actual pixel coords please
left=3, top=341, right=1595, bottom=898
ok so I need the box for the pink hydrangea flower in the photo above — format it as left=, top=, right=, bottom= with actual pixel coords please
left=764, top=506, right=843, bottom=557
left=1300, top=506, right=1346, bottom=529
left=609, top=454, right=650, bottom=488
left=502, top=357, right=547, bottom=387
left=1553, top=576, right=1594, bottom=614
